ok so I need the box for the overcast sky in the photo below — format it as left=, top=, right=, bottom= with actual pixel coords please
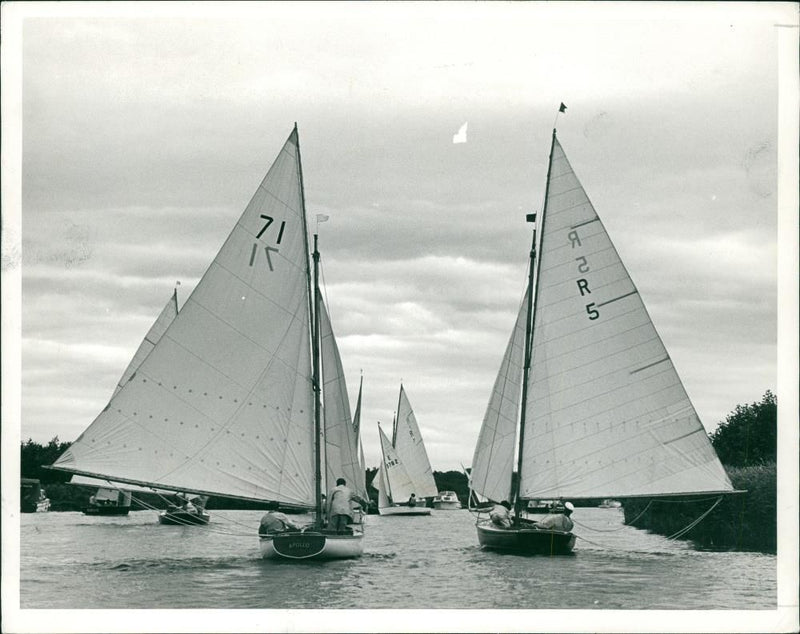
left=4, top=2, right=796, bottom=476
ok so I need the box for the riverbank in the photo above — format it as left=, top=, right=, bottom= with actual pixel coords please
left=622, top=462, right=776, bottom=553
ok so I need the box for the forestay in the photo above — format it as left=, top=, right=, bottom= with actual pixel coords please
left=53, top=129, right=317, bottom=507
left=470, top=289, right=529, bottom=504
left=519, top=136, right=733, bottom=499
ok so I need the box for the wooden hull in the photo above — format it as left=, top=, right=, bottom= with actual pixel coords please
left=158, top=509, right=210, bottom=525
left=378, top=505, right=431, bottom=516
left=83, top=505, right=131, bottom=516
left=260, top=531, right=363, bottom=560
left=476, top=521, right=576, bottom=555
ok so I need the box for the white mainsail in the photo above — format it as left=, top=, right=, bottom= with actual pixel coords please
left=470, top=288, right=529, bottom=504
left=320, top=298, right=366, bottom=500
left=352, top=376, right=367, bottom=494
left=375, top=459, right=391, bottom=509
left=393, top=386, right=438, bottom=498
left=112, top=290, right=178, bottom=398
left=377, top=424, right=416, bottom=505
left=53, top=129, right=317, bottom=507
left=519, top=134, right=733, bottom=499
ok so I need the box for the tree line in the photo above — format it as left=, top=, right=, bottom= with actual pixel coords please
left=21, top=390, right=777, bottom=517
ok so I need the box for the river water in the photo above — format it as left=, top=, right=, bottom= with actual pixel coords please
left=14, top=507, right=779, bottom=631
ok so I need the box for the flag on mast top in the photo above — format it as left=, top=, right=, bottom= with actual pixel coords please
left=554, top=102, right=567, bottom=130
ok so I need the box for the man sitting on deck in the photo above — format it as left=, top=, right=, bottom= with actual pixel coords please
left=490, top=500, right=512, bottom=528
left=258, top=511, right=301, bottom=535
left=535, top=501, right=575, bottom=532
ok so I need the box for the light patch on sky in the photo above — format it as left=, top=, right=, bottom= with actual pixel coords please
left=3, top=4, right=796, bottom=474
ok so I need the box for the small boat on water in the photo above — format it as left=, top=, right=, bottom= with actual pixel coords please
left=374, top=385, right=438, bottom=516
left=525, top=500, right=555, bottom=515
left=51, top=125, right=367, bottom=561
left=158, top=495, right=210, bottom=525
left=20, top=479, right=50, bottom=513
left=82, top=486, right=132, bottom=516
left=599, top=499, right=622, bottom=509
left=432, top=491, right=462, bottom=510
left=469, top=112, right=739, bottom=556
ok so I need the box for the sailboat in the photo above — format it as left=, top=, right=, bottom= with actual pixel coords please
left=470, top=122, right=737, bottom=555
left=51, top=125, right=366, bottom=560
left=352, top=375, right=367, bottom=498
left=374, top=385, right=437, bottom=516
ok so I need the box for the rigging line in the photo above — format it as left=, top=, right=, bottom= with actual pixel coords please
left=665, top=497, right=724, bottom=540
left=570, top=500, right=655, bottom=534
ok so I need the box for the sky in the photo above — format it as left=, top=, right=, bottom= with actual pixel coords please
left=3, top=2, right=796, bottom=478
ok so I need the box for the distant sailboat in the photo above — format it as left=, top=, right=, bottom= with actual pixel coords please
left=51, top=125, right=366, bottom=560
left=470, top=122, right=737, bottom=555
left=374, top=385, right=437, bottom=516
left=352, top=375, right=367, bottom=496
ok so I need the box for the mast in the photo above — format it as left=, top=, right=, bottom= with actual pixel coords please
left=312, top=233, right=323, bottom=526
left=296, top=122, right=323, bottom=526
left=392, top=383, right=403, bottom=447
left=513, top=127, right=557, bottom=525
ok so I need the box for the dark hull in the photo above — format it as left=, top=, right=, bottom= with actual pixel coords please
left=158, top=510, right=210, bottom=525
left=83, top=505, right=131, bottom=516
left=477, top=521, right=576, bottom=555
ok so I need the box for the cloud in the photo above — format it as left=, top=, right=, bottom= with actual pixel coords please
left=12, top=6, right=785, bottom=474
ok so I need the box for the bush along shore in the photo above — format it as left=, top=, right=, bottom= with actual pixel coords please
left=622, top=391, right=776, bottom=554
left=622, top=462, right=776, bottom=553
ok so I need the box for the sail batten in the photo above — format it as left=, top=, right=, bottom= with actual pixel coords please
left=517, top=134, right=732, bottom=500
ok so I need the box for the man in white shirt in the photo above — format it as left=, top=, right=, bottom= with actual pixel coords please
left=535, top=501, right=575, bottom=532
left=326, top=478, right=367, bottom=534
left=490, top=500, right=512, bottom=528
left=259, top=511, right=301, bottom=535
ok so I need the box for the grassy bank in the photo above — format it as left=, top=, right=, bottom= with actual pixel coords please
left=622, top=462, right=776, bottom=553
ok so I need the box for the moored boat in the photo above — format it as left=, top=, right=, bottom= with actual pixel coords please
left=82, top=487, right=132, bottom=516
left=21, top=479, right=50, bottom=513
left=432, top=491, right=462, bottom=510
